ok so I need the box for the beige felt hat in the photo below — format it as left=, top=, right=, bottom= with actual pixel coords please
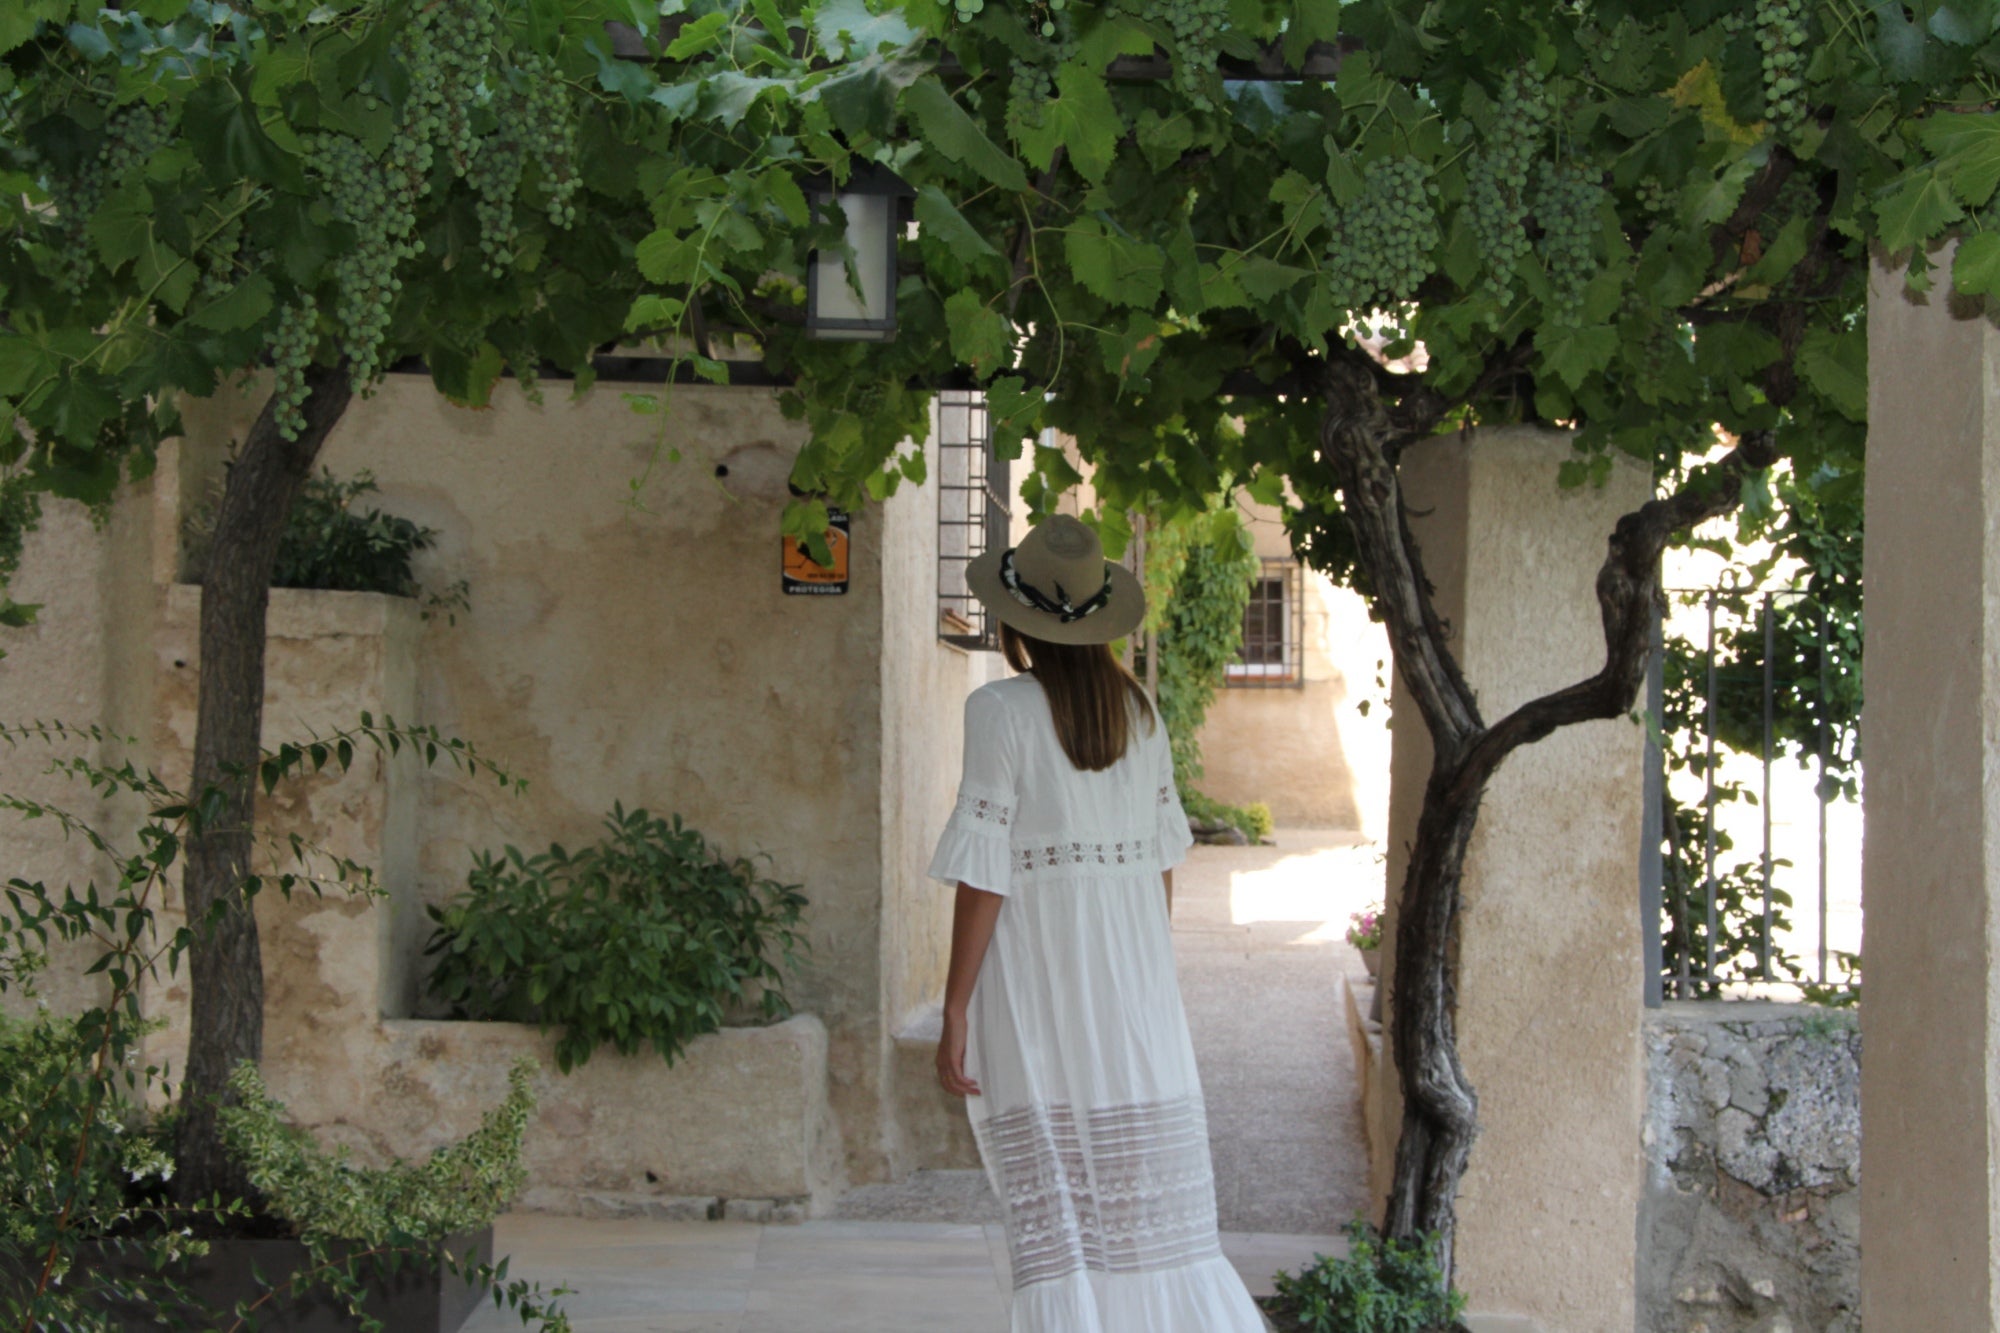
left=965, top=514, right=1147, bottom=646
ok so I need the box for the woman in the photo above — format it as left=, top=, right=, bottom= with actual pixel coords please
left=928, top=514, right=1267, bottom=1332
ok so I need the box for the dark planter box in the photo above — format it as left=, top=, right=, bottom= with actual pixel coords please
left=55, top=1226, right=493, bottom=1332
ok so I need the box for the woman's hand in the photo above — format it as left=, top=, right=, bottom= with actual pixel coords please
left=936, top=1008, right=981, bottom=1098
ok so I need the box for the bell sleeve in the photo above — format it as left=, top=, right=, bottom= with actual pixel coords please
left=927, top=687, right=1018, bottom=896
left=1154, top=714, right=1195, bottom=872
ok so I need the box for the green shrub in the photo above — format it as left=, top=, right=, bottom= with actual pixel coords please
left=0, top=719, right=564, bottom=1332
left=188, top=469, right=467, bottom=614
left=1183, top=790, right=1274, bottom=842
left=423, top=804, right=810, bottom=1072
left=1268, top=1220, right=1467, bottom=1333
left=219, top=1058, right=537, bottom=1246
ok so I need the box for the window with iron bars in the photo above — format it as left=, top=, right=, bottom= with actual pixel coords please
left=937, top=390, right=1010, bottom=651
left=1226, top=558, right=1304, bottom=687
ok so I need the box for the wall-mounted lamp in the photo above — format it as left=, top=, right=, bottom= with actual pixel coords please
left=805, top=161, right=917, bottom=342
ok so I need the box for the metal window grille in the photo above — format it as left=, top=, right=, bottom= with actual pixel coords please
left=1226, top=559, right=1304, bottom=688
left=937, top=390, right=1009, bottom=651
left=1640, top=588, right=1862, bottom=1006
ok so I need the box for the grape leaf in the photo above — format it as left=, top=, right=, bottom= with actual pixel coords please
left=1065, top=221, right=1165, bottom=307
left=944, top=289, right=1012, bottom=379
left=1796, top=324, right=1868, bottom=421
left=902, top=78, right=1027, bottom=193
left=190, top=274, right=275, bottom=332
left=1538, top=323, right=1618, bottom=390
left=1952, top=231, right=2000, bottom=298
left=811, top=0, right=920, bottom=56
left=1920, top=112, right=2000, bottom=208
left=1017, top=65, right=1122, bottom=184
left=1874, top=168, right=1965, bottom=253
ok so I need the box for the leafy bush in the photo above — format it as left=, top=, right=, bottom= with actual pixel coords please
left=423, top=804, right=810, bottom=1072
left=0, top=720, right=565, bottom=1331
left=187, top=469, right=468, bottom=615
left=1146, top=505, right=1259, bottom=792
left=220, top=1057, right=537, bottom=1246
left=1267, top=1220, right=1467, bottom=1333
left=1183, top=790, right=1274, bottom=842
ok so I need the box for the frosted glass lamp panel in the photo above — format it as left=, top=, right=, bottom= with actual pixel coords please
left=813, top=192, right=892, bottom=337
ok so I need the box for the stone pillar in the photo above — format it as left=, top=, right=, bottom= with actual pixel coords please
left=1376, top=426, right=1649, bottom=1332
left=1860, top=256, right=2000, bottom=1330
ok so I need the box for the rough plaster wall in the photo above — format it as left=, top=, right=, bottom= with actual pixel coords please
left=1638, top=1004, right=1860, bottom=1333
left=143, top=586, right=419, bottom=1093
left=1860, top=255, right=2000, bottom=1330
left=0, top=488, right=160, bottom=1023
left=176, top=378, right=893, bottom=1185
left=874, top=427, right=1005, bottom=1174
left=1378, top=429, right=1647, bottom=1333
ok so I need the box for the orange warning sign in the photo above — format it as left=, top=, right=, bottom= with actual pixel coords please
left=782, top=510, right=850, bottom=595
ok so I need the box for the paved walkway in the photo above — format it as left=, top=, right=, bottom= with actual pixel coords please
left=465, top=828, right=1389, bottom=1332
left=1175, top=827, right=1380, bottom=1233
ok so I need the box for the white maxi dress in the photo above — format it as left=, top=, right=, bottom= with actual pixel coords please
left=928, top=674, right=1266, bottom=1333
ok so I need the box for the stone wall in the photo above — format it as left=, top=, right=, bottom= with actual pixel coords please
left=1639, top=1002, right=1861, bottom=1333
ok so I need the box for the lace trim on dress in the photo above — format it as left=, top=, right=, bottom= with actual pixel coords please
left=981, top=1097, right=1222, bottom=1290
left=951, top=791, right=1014, bottom=829
left=1012, top=839, right=1158, bottom=875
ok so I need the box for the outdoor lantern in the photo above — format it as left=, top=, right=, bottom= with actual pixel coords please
left=805, top=162, right=916, bottom=342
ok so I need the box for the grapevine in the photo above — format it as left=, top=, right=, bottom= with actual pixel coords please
left=267, top=297, right=320, bottom=442
left=1463, top=67, right=1550, bottom=307
left=1006, top=20, right=1077, bottom=136
left=1156, top=0, right=1228, bottom=109
left=42, top=104, right=171, bottom=294
left=1531, top=160, right=1605, bottom=328
left=1323, top=155, right=1440, bottom=311
left=1755, top=0, right=1809, bottom=138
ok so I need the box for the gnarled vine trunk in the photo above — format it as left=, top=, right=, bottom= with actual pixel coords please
left=174, top=363, right=352, bottom=1211
left=1311, top=353, right=1774, bottom=1277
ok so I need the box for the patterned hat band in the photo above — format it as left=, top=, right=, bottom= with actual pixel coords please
left=999, top=548, right=1114, bottom=624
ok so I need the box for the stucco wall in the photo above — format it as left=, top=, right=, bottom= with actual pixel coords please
left=1376, top=427, right=1647, bottom=1332
left=874, top=407, right=1004, bottom=1175
left=0, top=489, right=161, bottom=1022
left=1859, top=253, right=2000, bottom=1330
left=169, top=377, right=903, bottom=1185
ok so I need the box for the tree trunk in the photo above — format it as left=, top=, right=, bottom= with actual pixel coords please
left=174, top=364, right=352, bottom=1211
left=1311, top=350, right=1772, bottom=1277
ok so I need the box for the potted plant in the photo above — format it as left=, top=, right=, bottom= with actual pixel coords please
left=1347, top=904, right=1385, bottom=977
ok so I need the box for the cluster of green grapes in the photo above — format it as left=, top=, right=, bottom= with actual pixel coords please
left=521, top=54, right=580, bottom=229
left=1634, top=175, right=1672, bottom=217
left=1464, top=67, right=1550, bottom=304
left=307, top=131, right=423, bottom=390
left=467, top=121, right=528, bottom=277
left=44, top=104, right=172, bottom=294
left=1006, top=24, right=1077, bottom=135
left=1754, top=0, right=1808, bottom=136
left=199, top=215, right=245, bottom=301
left=1158, top=0, right=1228, bottom=109
left=266, top=296, right=320, bottom=442
left=400, top=0, right=498, bottom=171
left=1324, top=156, right=1440, bottom=310
left=1531, top=161, right=1604, bottom=327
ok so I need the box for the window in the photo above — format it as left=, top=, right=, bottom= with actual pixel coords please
left=1227, top=558, right=1304, bottom=687
left=937, top=390, right=1010, bottom=651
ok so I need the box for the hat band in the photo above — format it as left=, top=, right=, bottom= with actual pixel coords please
left=1000, top=548, right=1114, bottom=624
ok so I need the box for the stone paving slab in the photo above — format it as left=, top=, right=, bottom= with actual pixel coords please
left=462, top=1214, right=1346, bottom=1333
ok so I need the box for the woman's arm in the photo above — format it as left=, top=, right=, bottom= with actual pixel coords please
left=937, top=881, right=1005, bottom=1097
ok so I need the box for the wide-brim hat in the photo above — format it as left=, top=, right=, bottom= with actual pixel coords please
left=966, top=514, right=1147, bottom=646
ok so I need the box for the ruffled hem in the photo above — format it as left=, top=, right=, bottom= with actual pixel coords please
left=1008, top=1254, right=1266, bottom=1333
left=928, top=821, right=1013, bottom=896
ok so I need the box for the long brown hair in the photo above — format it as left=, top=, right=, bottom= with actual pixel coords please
left=1000, top=622, right=1156, bottom=771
